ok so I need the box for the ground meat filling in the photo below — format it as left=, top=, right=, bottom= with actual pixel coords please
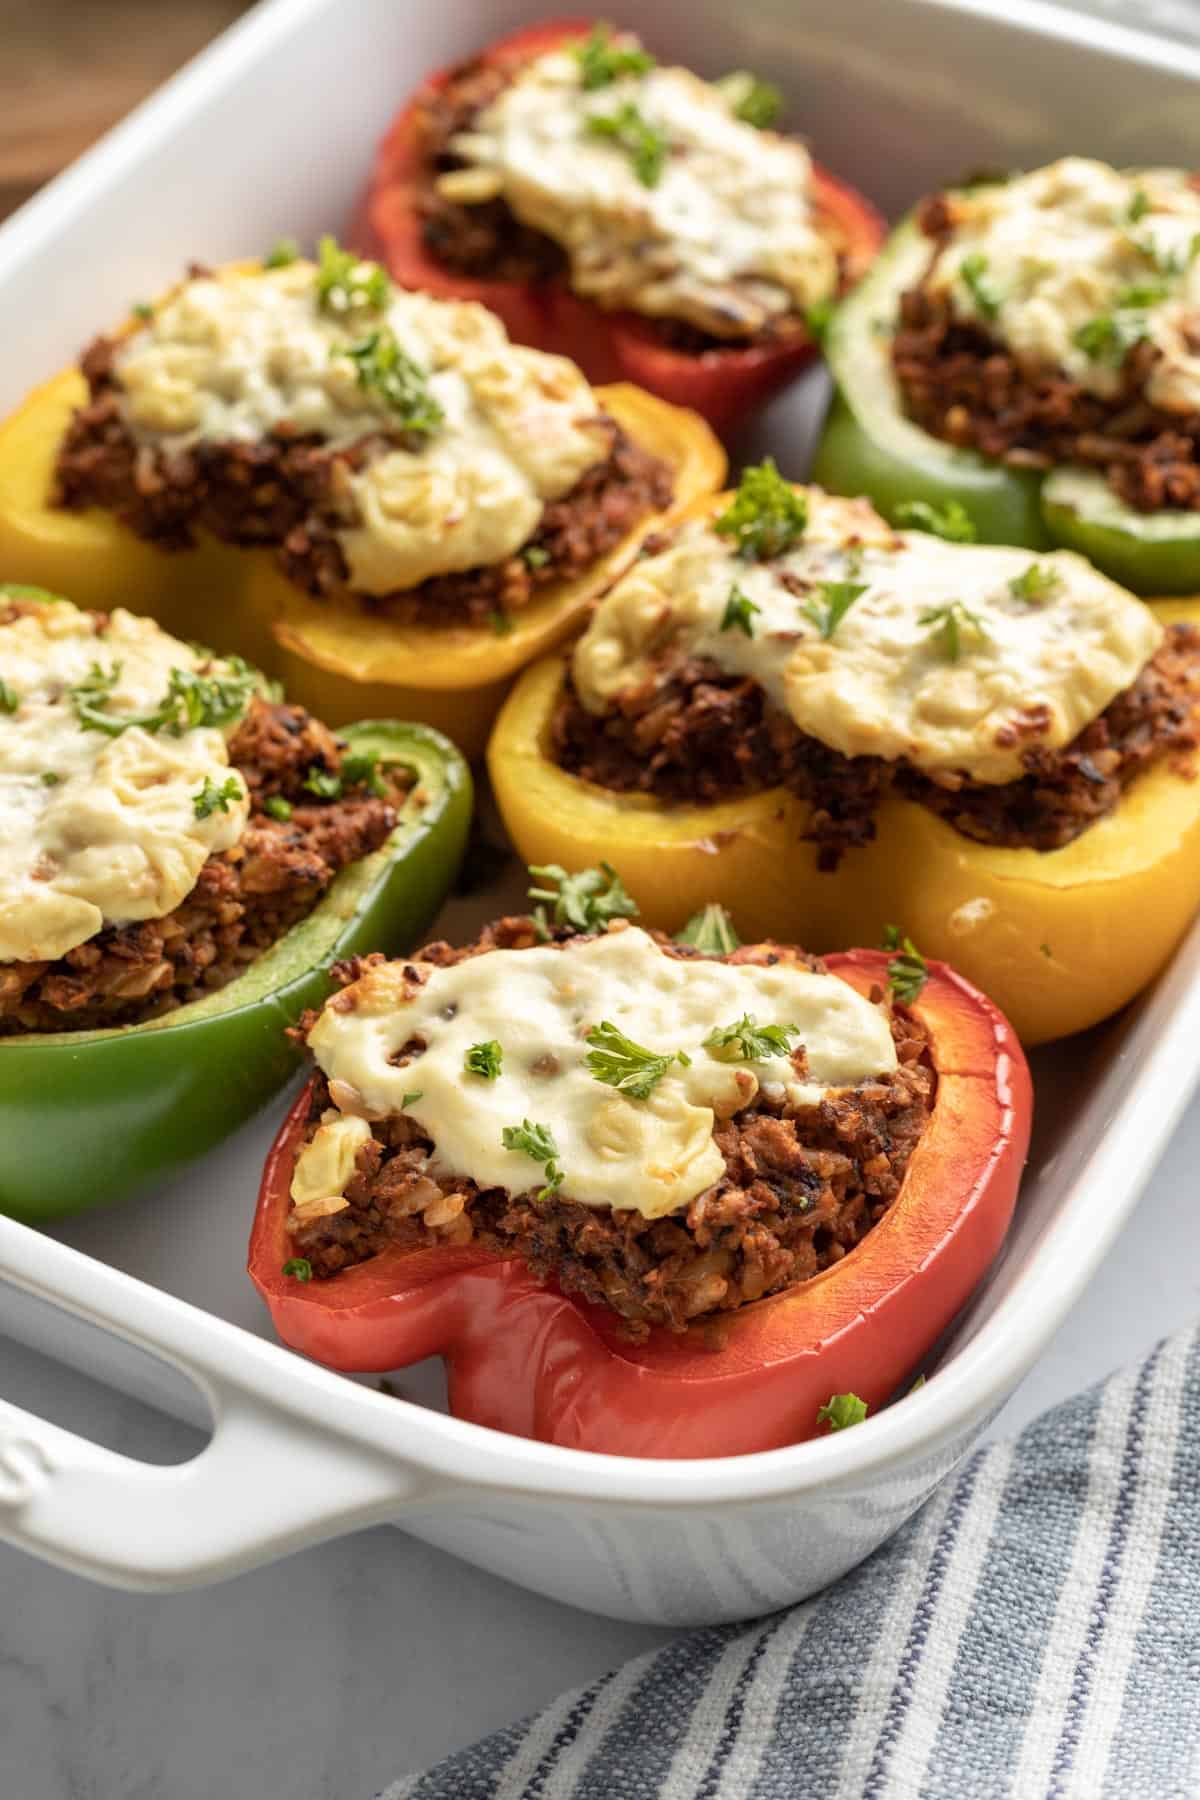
left=892, top=194, right=1200, bottom=513
left=54, top=343, right=673, bottom=627
left=287, top=920, right=933, bottom=1338
left=0, top=680, right=409, bottom=1035
left=412, top=56, right=835, bottom=356
left=551, top=623, right=1200, bottom=865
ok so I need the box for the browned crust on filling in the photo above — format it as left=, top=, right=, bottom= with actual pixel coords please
left=892, top=191, right=1200, bottom=513
left=551, top=623, right=1200, bottom=866
left=0, top=603, right=410, bottom=1035
left=287, top=918, right=933, bottom=1337
left=53, top=341, right=673, bottom=627
left=412, top=56, right=837, bottom=354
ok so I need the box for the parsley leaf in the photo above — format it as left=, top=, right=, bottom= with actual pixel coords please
left=704, top=1014, right=801, bottom=1062
left=314, top=234, right=389, bottom=313
left=816, top=1391, right=868, bottom=1431
left=675, top=903, right=741, bottom=955
left=719, top=71, right=782, bottom=129
left=335, top=329, right=444, bottom=436
left=264, top=237, right=300, bottom=268
left=68, top=659, right=257, bottom=738
left=801, top=579, right=867, bottom=640
left=401, top=1090, right=423, bottom=1109
left=882, top=924, right=928, bottom=1004
left=465, top=1040, right=503, bottom=1080
left=282, top=1258, right=313, bottom=1282
left=527, top=861, right=639, bottom=937
left=1008, top=562, right=1061, bottom=603
left=959, top=251, right=1000, bottom=319
left=586, top=101, right=668, bottom=187
left=303, top=766, right=342, bottom=800
left=521, top=543, right=550, bottom=569
left=193, top=773, right=242, bottom=819
left=894, top=498, right=977, bottom=542
left=40, top=771, right=60, bottom=787
left=575, top=24, right=655, bottom=89
left=721, top=583, right=760, bottom=637
left=804, top=297, right=835, bottom=342
left=0, top=678, right=17, bottom=713
left=920, top=601, right=989, bottom=661
left=1127, top=187, right=1151, bottom=224
left=488, top=610, right=514, bottom=637
left=130, top=301, right=154, bottom=321
left=714, top=459, right=808, bottom=561
left=585, top=1021, right=690, bottom=1099
left=501, top=1119, right=564, bottom=1198
left=340, top=748, right=388, bottom=797
left=264, top=795, right=293, bottom=822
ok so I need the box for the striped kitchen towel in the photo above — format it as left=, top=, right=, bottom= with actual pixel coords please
left=379, top=1326, right=1200, bottom=1800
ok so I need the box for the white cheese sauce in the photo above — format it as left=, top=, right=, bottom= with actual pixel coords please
left=927, top=158, right=1200, bottom=411
left=300, top=925, right=897, bottom=1221
left=112, top=262, right=609, bottom=592
left=0, top=601, right=250, bottom=964
left=447, top=44, right=834, bottom=337
left=572, top=488, right=1162, bottom=784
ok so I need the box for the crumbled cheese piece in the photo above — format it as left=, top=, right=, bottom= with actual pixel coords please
left=572, top=487, right=1162, bottom=783
left=305, top=926, right=896, bottom=1221
left=0, top=601, right=251, bottom=964
left=113, top=264, right=609, bottom=592
left=927, top=157, right=1200, bottom=411
left=451, top=44, right=835, bottom=337
left=291, top=1113, right=373, bottom=1207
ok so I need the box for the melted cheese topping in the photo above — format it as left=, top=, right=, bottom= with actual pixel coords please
left=449, top=44, right=834, bottom=338
left=112, top=263, right=608, bottom=591
left=573, top=489, right=1161, bottom=783
left=0, top=603, right=250, bottom=964
left=927, top=158, right=1200, bottom=411
left=300, top=926, right=896, bottom=1221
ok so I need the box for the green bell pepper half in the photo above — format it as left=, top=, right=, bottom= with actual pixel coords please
left=812, top=213, right=1200, bottom=593
left=0, top=719, right=472, bottom=1223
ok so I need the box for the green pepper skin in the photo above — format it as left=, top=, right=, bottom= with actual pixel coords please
left=1040, top=468, right=1200, bottom=596
left=0, top=722, right=471, bottom=1223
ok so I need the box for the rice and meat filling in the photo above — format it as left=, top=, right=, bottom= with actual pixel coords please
left=286, top=920, right=933, bottom=1338
left=892, top=161, right=1200, bottom=513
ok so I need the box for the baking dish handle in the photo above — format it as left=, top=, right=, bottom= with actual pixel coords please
left=0, top=1224, right=432, bottom=1590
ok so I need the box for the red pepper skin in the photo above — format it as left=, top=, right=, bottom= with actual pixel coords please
left=348, top=20, right=886, bottom=437
left=249, top=953, right=1031, bottom=1459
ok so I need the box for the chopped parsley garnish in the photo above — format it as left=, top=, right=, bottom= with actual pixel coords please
left=882, top=924, right=928, bottom=1004
left=193, top=774, right=242, bottom=819
left=675, top=903, right=741, bottom=955
left=264, top=237, right=300, bottom=268
left=920, top=601, right=989, bottom=661
left=401, top=1090, right=423, bottom=1109
left=1127, top=187, right=1151, bottom=224
left=130, top=301, right=154, bottom=321
left=0, top=678, right=17, bottom=712
left=68, top=658, right=257, bottom=738
left=314, top=234, right=389, bottom=314
left=959, top=251, right=1000, bottom=319
left=488, top=610, right=514, bottom=637
left=801, top=579, right=867, bottom=641
left=302, top=765, right=342, bottom=800
left=340, top=748, right=388, bottom=797
left=501, top=1119, right=564, bottom=1198
left=282, top=1258, right=313, bottom=1282
left=1009, top=561, right=1061, bottom=603
left=264, top=795, right=293, bottom=822
left=521, top=543, right=550, bottom=569
left=586, top=101, right=669, bottom=188
left=804, top=297, right=835, bottom=342
left=816, top=1391, right=868, bottom=1431
left=528, top=861, right=639, bottom=937
left=575, top=23, right=655, bottom=89
left=894, top=498, right=977, bottom=543
left=1116, top=281, right=1169, bottom=309
left=1072, top=314, right=1123, bottom=360
left=714, top=459, right=808, bottom=561
left=721, top=583, right=760, bottom=637
left=335, top=329, right=444, bottom=436
left=465, top=1040, right=503, bottom=1080
left=1135, top=229, right=1200, bottom=277
left=585, top=1021, right=690, bottom=1099
left=721, top=71, right=782, bottom=129
left=1074, top=281, right=1170, bottom=364
left=704, top=1015, right=801, bottom=1062
left=40, top=771, right=60, bottom=787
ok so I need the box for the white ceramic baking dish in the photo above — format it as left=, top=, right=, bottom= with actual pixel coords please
left=3, top=0, right=1200, bottom=1627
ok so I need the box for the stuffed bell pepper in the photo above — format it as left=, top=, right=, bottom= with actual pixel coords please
left=350, top=20, right=885, bottom=436
left=0, top=586, right=470, bottom=1222
left=489, top=464, right=1200, bottom=1044
left=0, top=241, right=723, bottom=758
left=249, top=888, right=1030, bottom=1459
left=814, top=157, right=1200, bottom=593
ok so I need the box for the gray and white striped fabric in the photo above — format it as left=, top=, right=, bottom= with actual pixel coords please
left=379, top=1326, right=1200, bottom=1800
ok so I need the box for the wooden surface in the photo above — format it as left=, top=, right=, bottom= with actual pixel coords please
left=0, top=0, right=250, bottom=219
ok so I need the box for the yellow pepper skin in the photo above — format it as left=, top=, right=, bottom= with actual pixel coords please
left=0, top=367, right=723, bottom=760
left=488, top=601, right=1200, bottom=1045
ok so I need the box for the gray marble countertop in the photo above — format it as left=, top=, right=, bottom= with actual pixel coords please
left=5, top=1099, right=1199, bottom=1800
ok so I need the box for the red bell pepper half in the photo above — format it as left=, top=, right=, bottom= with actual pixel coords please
left=249, top=951, right=1032, bottom=1460
left=348, top=19, right=887, bottom=437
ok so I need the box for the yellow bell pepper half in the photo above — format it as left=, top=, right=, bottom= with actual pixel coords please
left=0, top=372, right=724, bottom=760
left=488, top=600, right=1200, bottom=1046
